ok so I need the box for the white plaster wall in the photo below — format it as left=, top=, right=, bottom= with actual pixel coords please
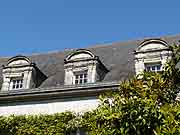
left=64, top=69, right=74, bottom=85
left=135, top=59, right=145, bottom=75
left=88, top=65, right=97, bottom=83
left=161, top=50, right=172, bottom=68
left=23, top=70, right=33, bottom=89
left=1, top=77, right=11, bottom=91
left=0, top=98, right=99, bottom=116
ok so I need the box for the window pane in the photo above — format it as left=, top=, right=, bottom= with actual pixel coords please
left=84, top=79, right=87, bottom=83
left=75, top=80, right=79, bottom=84
left=13, top=80, right=16, bottom=84
left=157, top=65, right=161, bottom=70
left=75, top=75, right=79, bottom=79
left=16, top=84, right=19, bottom=89
left=152, top=66, right=155, bottom=71
left=146, top=67, right=150, bottom=71
left=20, top=80, right=23, bottom=83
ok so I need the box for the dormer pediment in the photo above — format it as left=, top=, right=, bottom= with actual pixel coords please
left=136, top=39, right=169, bottom=53
left=7, top=55, right=31, bottom=67
left=65, top=49, right=97, bottom=63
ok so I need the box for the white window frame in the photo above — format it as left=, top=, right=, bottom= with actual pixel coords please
left=145, top=63, right=162, bottom=72
left=74, top=71, right=88, bottom=85
left=10, top=78, right=24, bottom=90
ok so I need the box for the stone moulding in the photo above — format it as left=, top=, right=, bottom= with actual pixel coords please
left=0, top=81, right=120, bottom=104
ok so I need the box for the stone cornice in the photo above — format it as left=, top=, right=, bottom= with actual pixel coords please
left=0, top=81, right=120, bottom=104
left=134, top=48, right=170, bottom=54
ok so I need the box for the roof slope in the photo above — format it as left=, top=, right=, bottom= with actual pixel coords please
left=0, top=35, right=180, bottom=88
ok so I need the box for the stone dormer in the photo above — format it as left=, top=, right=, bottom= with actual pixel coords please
left=64, top=49, right=109, bottom=85
left=134, top=39, right=172, bottom=75
left=1, top=55, right=47, bottom=91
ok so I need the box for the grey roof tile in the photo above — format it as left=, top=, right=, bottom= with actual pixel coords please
left=0, top=34, right=180, bottom=89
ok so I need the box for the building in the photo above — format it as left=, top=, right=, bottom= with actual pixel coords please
left=0, top=35, right=179, bottom=116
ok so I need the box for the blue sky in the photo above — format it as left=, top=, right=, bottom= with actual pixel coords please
left=0, top=0, right=179, bottom=56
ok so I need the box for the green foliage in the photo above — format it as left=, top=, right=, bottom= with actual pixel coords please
left=82, top=74, right=165, bottom=135
left=0, top=112, right=75, bottom=135
left=80, top=44, right=180, bottom=135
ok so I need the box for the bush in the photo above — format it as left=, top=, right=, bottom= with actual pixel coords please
left=0, top=112, right=75, bottom=135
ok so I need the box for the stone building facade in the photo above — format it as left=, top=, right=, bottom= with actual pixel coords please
left=0, top=35, right=179, bottom=116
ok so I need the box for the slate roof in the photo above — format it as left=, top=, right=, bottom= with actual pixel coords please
left=0, top=34, right=180, bottom=89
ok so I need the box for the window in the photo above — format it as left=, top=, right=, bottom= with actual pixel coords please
left=11, top=79, right=23, bottom=90
left=70, top=129, right=87, bottom=135
left=145, top=63, right=161, bottom=72
left=74, top=72, right=88, bottom=84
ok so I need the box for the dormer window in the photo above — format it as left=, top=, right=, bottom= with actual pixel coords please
left=64, top=49, right=108, bottom=85
left=134, top=39, right=172, bottom=75
left=1, top=55, right=47, bottom=91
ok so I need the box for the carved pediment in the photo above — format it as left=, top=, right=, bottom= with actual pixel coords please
left=65, top=49, right=97, bottom=63
left=136, top=39, right=169, bottom=52
left=7, top=55, right=31, bottom=67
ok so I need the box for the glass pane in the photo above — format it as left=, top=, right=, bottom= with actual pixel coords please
left=152, top=66, right=155, bottom=71
left=80, top=74, right=83, bottom=78
left=75, top=75, right=79, bottom=79
left=146, top=67, right=150, bottom=71
left=79, top=130, right=87, bottom=135
left=84, top=79, right=87, bottom=83
left=84, top=74, right=87, bottom=78
left=157, top=65, right=161, bottom=71
left=75, top=80, right=79, bottom=84
left=20, top=80, right=23, bottom=83
left=13, top=80, right=16, bottom=84
left=16, top=84, right=19, bottom=89
left=80, top=79, right=83, bottom=84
